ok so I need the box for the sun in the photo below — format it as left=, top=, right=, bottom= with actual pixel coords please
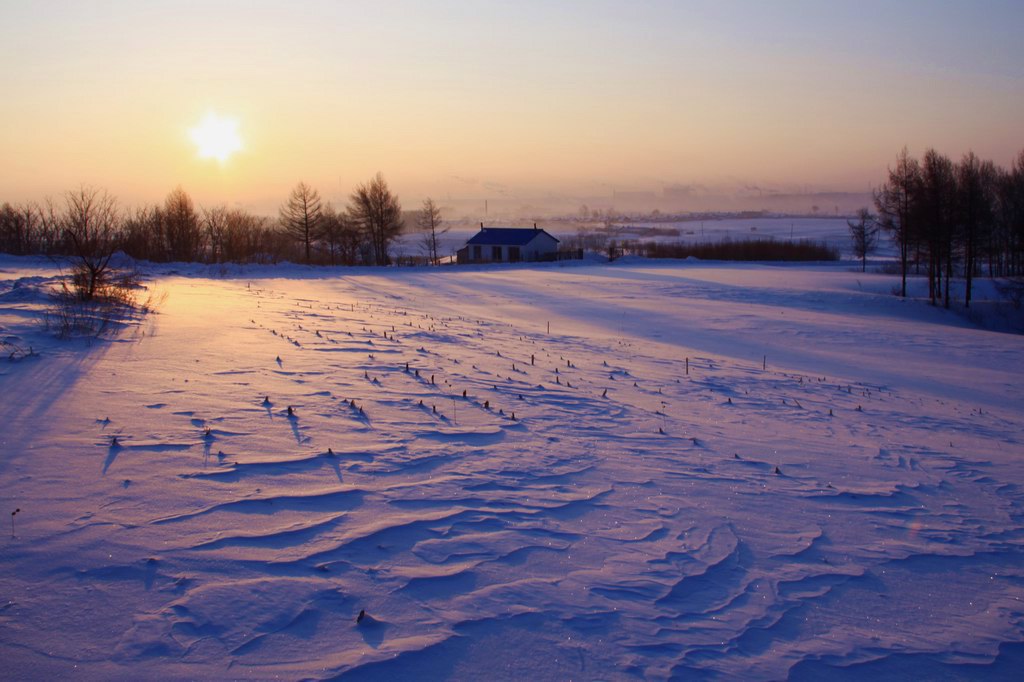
left=189, top=112, right=242, bottom=163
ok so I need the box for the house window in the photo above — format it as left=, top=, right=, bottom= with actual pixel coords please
left=492, top=246, right=502, bottom=260
left=509, top=247, right=521, bottom=262
left=473, top=245, right=481, bottom=260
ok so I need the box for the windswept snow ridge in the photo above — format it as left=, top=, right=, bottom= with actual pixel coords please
left=1, top=257, right=1023, bottom=679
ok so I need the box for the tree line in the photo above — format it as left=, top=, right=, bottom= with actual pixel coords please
left=0, top=172, right=446, bottom=267
left=872, top=147, right=1024, bottom=308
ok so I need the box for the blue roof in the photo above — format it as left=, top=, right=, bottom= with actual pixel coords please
left=466, top=227, right=559, bottom=246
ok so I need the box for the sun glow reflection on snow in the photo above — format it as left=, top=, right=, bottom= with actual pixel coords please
left=189, top=112, right=243, bottom=163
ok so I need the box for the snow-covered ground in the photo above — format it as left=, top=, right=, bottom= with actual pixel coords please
left=2, top=255, right=1023, bottom=679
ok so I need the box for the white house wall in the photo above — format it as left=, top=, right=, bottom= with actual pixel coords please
left=522, top=234, right=559, bottom=260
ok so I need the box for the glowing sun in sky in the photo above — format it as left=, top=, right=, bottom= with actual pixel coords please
left=189, top=112, right=242, bottom=163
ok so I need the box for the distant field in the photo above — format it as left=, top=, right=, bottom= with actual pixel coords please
left=392, top=217, right=876, bottom=262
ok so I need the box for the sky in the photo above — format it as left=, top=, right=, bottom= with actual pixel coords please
left=1, top=0, right=1022, bottom=215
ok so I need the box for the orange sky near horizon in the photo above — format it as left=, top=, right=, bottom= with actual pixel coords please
left=2, top=1, right=1022, bottom=215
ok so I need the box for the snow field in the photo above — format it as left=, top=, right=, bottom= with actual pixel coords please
left=1, top=257, right=1023, bottom=679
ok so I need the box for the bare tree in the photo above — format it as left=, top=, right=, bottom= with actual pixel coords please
left=996, top=150, right=1024, bottom=278
left=38, top=198, right=63, bottom=254
left=955, top=152, right=997, bottom=309
left=418, top=197, right=447, bottom=265
left=1, top=203, right=33, bottom=255
left=163, top=186, right=203, bottom=262
left=203, top=206, right=230, bottom=264
left=875, top=147, right=922, bottom=297
left=847, top=208, right=878, bottom=272
left=920, top=149, right=957, bottom=307
left=0, top=203, right=19, bottom=253
left=121, top=204, right=162, bottom=262
left=280, top=182, right=323, bottom=264
left=349, top=172, right=402, bottom=265
left=225, top=209, right=268, bottom=263
left=327, top=205, right=365, bottom=266
left=60, top=186, right=121, bottom=301
left=318, top=203, right=361, bottom=266
left=867, top=146, right=1024, bottom=311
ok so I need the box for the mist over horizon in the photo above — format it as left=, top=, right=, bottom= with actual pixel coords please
left=2, top=170, right=879, bottom=222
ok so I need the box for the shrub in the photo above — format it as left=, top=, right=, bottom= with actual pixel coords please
left=44, top=267, right=153, bottom=339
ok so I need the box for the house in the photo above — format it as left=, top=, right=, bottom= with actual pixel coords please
left=456, top=224, right=560, bottom=264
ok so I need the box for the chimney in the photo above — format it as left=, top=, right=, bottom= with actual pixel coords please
left=534, top=222, right=538, bottom=230
left=480, top=222, right=484, bottom=229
